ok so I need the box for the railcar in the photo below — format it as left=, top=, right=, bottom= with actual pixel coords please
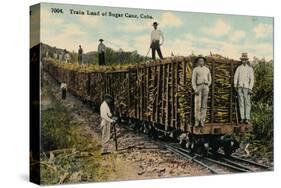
left=43, top=56, right=252, bottom=156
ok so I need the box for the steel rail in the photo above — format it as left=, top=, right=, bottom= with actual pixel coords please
left=212, top=156, right=255, bottom=172
left=165, top=144, right=219, bottom=174
left=218, top=152, right=271, bottom=170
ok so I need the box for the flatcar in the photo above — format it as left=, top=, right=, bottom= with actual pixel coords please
left=43, top=56, right=252, bottom=156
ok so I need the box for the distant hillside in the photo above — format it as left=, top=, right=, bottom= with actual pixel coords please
left=40, top=43, right=146, bottom=65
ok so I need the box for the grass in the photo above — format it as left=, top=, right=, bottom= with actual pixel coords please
left=38, top=80, right=116, bottom=185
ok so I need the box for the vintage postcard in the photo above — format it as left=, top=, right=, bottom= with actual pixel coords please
left=30, top=2, right=273, bottom=185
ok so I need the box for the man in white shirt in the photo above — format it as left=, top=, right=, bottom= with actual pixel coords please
left=53, top=52, right=58, bottom=60
left=234, top=53, right=255, bottom=124
left=98, top=39, right=106, bottom=65
left=45, top=50, right=49, bottom=58
left=100, top=95, right=116, bottom=155
left=192, top=55, right=212, bottom=127
left=150, top=22, right=164, bottom=60
left=62, top=49, right=71, bottom=63
left=64, top=53, right=71, bottom=63
left=53, top=47, right=58, bottom=60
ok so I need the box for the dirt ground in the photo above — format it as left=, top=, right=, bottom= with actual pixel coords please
left=43, top=72, right=210, bottom=182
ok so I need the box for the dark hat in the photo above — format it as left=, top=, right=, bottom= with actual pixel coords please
left=240, top=52, right=249, bottom=61
left=99, top=39, right=104, bottom=42
left=194, top=55, right=207, bottom=63
left=104, top=94, right=113, bottom=101
left=152, top=22, right=159, bottom=26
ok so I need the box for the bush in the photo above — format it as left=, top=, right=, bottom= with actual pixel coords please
left=248, top=58, right=273, bottom=159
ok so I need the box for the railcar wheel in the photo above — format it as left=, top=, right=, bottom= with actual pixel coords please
left=193, top=144, right=208, bottom=156
left=151, top=128, right=159, bottom=140
left=210, top=145, right=219, bottom=155
left=190, top=139, right=209, bottom=156
left=223, top=146, right=233, bottom=157
left=221, top=135, right=239, bottom=157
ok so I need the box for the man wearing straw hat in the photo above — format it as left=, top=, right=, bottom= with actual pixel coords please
left=150, top=21, right=164, bottom=60
left=234, top=52, right=255, bottom=124
left=98, top=39, right=106, bottom=65
left=192, top=55, right=212, bottom=127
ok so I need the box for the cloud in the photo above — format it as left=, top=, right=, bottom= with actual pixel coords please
left=116, top=20, right=151, bottom=33
left=42, top=33, right=98, bottom=53
left=164, top=40, right=193, bottom=56
left=106, top=38, right=131, bottom=51
left=200, top=37, right=272, bottom=60
left=41, top=23, right=86, bottom=40
left=132, top=35, right=151, bottom=55
left=229, top=31, right=246, bottom=42
left=254, top=23, right=272, bottom=38
left=245, top=42, right=273, bottom=60
left=41, top=21, right=90, bottom=52
left=202, top=19, right=231, bottom=37
left=78, top=14, right=101, bottom=28
left=116, top=12, right=183, bottom=33
left=158, top=12, right=183, bottom=28
left=198, top=38, right=240, bottom=58
left=63, top=24, right=86, bottom=36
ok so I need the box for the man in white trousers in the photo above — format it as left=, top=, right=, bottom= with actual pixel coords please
left=192, top=55, right=212, bottom=127
left=234, top=53, right=255, bottom=124
left=100, top=95, right=116, bottom=155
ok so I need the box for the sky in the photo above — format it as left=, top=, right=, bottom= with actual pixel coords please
left=30, top=3, right=274, bottom=60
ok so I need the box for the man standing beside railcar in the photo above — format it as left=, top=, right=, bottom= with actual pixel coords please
left=192, top=55, right=212, bottom=127
left=150, top=22, right=164, bottom=60
left=100, top=94, right=116, bottom=155
left=60, top=82, right=67, bottom=100
left=234, top=53, right=255, bottom=124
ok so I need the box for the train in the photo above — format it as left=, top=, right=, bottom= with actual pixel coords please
left=43, top=55, right=252, bottom=156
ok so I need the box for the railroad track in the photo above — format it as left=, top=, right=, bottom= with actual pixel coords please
left=165, top=144, right=220, bottom=174
left=216, top=152, right=272, bottom=172
left=164, top=144, right=272, bottom=174
left=116, top=121, right=272, bottom=174
left=165, top=144, right=243, bottom=174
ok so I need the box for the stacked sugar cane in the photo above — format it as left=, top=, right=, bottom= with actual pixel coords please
left=113, top=73, right=129, bottom=117
left=213, top=61, right=232, bottom=122
left=177, top=60, right=193, bottom=128
left=43, top=55, right=239, bottom=127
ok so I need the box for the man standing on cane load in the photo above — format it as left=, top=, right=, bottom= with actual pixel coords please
left=100, top=94, right=116, bottom=155
left=192, top=55, right=212, bottom=127
left=98, top=39, right=106, bottom=65
left=234, top=53, right=255, bottom=124
left=78, top=45, right=83, bottom=64
left=150, top=22, right=164, bottom=60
